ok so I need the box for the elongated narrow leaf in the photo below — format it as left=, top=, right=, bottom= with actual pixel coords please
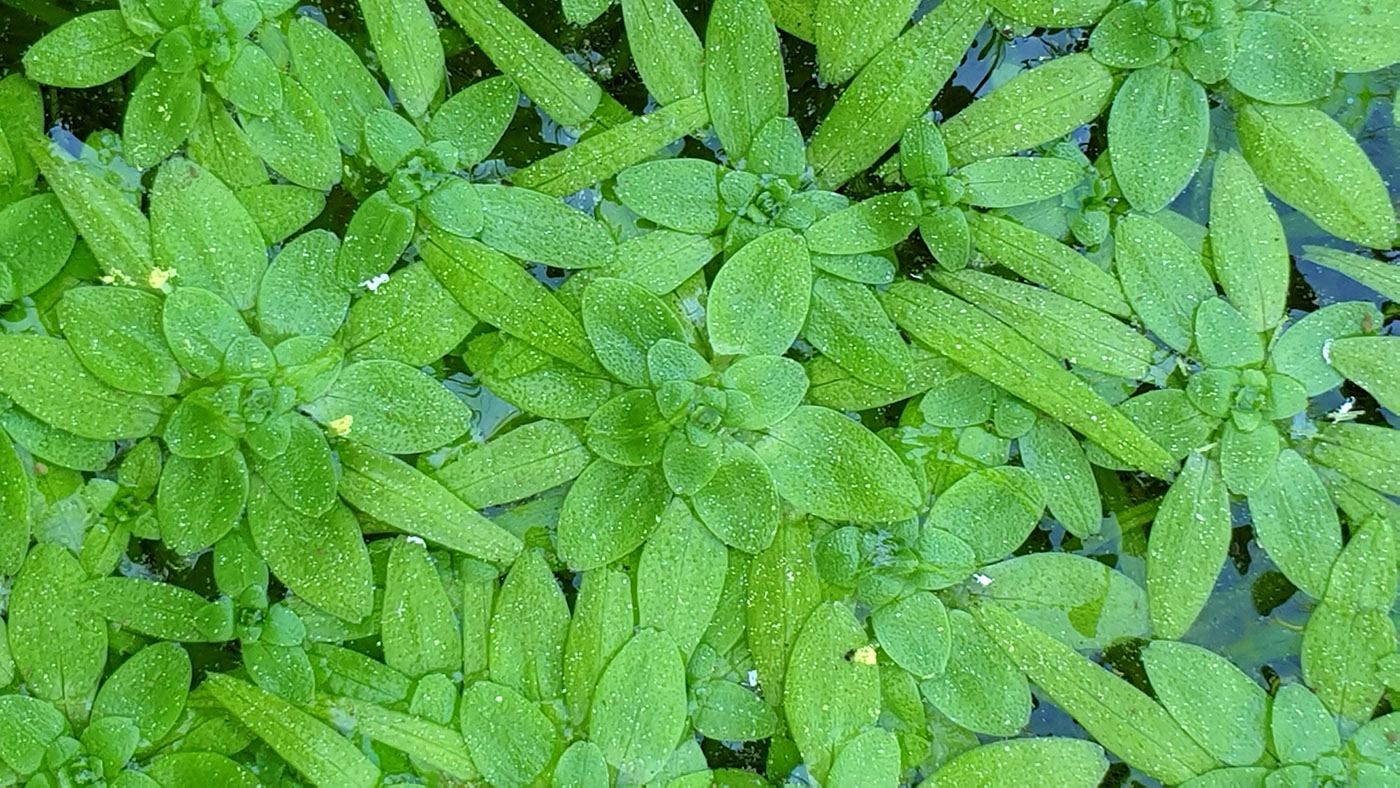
left=973, top=602, right=1220, bottom=784
left=622, top=0, right=702, bottom=103
left=1146, top=454, right=1230, bottom=640
left=704, top=0, right=787, bottom=160
left=1302, top=246, right=1400, bottom=304
left=967, top=212, right=1129, bottom=316
left=1301, top=515, right=1396, bottom=722
left=1327, top=336, right=1400, bottom=414
left=814, top=0, right=918, bottom=84
left=927, top=738, right=1108, bottom=788
left=1114, top=213, right=1216, bottom=353
left=437, top=0, right=602, bottom=126
left=338, top=442, right=523, bottom=562
left=513, top=95, right=709, bottom=197
left=942, top=53, right=1114, bottom=166
left=424, top=233, right=602, bottom=373
left=884, top=282, right=1175, bottom=478
left=382, top=537, right=461, bottom=677
left=1237, top=102, right=1395, bottom=249
left=639, top=499, right=727, bottom=657
left=563, top=568, right=635, bottom=727
left=359, top=0, right=443, bottom=118
left=489, top=550, right=570, bottom=702
left=1209, top=151, right=1288, bottom=331
left=0, top=335, right=164, bottom=440
left=289, top=17, right=392, bottom=154
left=22, top=10, right=147, bottom=88
left=747, top=518, right=820, bottom=707
left=204, top=673, right=379, bottom=788
left=434, top=420, right=589, bottom=508
left=808, top=0, right=987, bottom=188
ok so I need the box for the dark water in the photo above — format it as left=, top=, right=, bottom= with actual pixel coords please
left=1, top=2, right=1397, bottom=785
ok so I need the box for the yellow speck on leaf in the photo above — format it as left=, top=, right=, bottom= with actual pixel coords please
left=328, top=415, right=354, bottom=436
left=852, top=645, right=877, bottom=666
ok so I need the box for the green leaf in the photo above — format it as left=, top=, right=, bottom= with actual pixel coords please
left=622, top=0, right=701, bottom=103
left=591, top=629, right=688, bottom=784
left=1090, top=1, right=1170, bottom=68
left=756, top=405, right=922, bottom=522
left=929, top=466, right=1043, bottom=563
left=26, top=136, right=152, bottom=284
left=942, top=53, right=1114, bottom=167
left=0, top=335, right=165, bottom=440
left=1114, top=213, right=1216, bottom=353
left=255, top=229, right=346, bottom=342
left=434, top=420, right=588, bottom=508
left=704, top=0, right=787, bottom=160
left=344, top=263, right=476, bottom=366
left=1327, top=336, right=1400, bottom=414
left=720, top=354, right=807, bottom=430
left=322, top=697, right=477, bottom=781
left=336, top=190, right=414, bottom=290
left=804, top=274, right=912, bottom=390
left=586, top=389, right=669, bottom=466
left=308, top=643, right=410, bottom=705
left=1247, top=450, right=1342, bottom=599
left=972, top=602, right=1221, bottom=784
left=957, top=156, right=1084, bottom=208
left=23, top=10, right=147, bottom=88
left=0, top=695, right=64, bottom=776
left=488, top=549, right=570, bottom=703
left=807, top=0, right=986, bottom=188
left=980, top=552, right=1148, bottom=650
left=0, top=194, right=75, bottom=302
left=288, top=17, right=392, bottom=155
left=437, top=0, right=602, bottom=126
left=59, top=286, right=181, bottom=396
left=559, top=459, right=671, bottom=569
left=247, top=479, right=374, bottom=623
left=459, top=681, right=559, bottom=788
left=150, top=157, right=266, bottom=310
left=1108, top=65, right=1208, bottom=213
left=1303, top=246, right=1400, bottom=304
left=934, top=268, right=1156, bottom=381
left=1312, top=423, right=1400, bottom=499
left=186, top=91, right=269, bottom=192
left=805, top=191, right=920, bottom=255
left=920, top=608, right=1030, bottom=736
left=424, top=233, right=603, bottom=373
left=1301, top=514, right=1396, bottom=721
left=873, top=591, right=949, bottom=679
left=1195, top=298, right=1264, bottom=368
left=926, top=738, right=1108, bottom=788
left=124, top=67, right=202, bottom=170
left=88, top=577, right=231, bottom=642
left=883, top=282, right=1175, bottom=478
left=1228, top=11, right=1333, bottom=105
left=382, top=537, right=461, bottom=677
left=145, top=753, right=258, bottom=786
left=1020, top=418, right=1101, bottom=538
left=476, top=184, right=615, bottom=269
left=991, top=0, right=1108, bottom=25
left=582, top=277, right=686, bottom=387
left=1269, top=683, right=1339, bottom=765
left=966, top=212, right=1129, bottom=316
left=639, top=498, right=727, bottom=657
left=465, top=333, right=612, bottom=419
left=1272, top=0, right=1400, bottom=73
left=162, top=286, right=251, bottom=379
left=8, top=543, right=107, bottom=725
left=359, top=0, right=443, bottom=117
left=2, top=408, right=114, bottom=475
left=1146, top=454, right=1230, bottom=640
left=563, top=568, right=636, bottom=727
left=692, top=440, right=781, bottom=553
left=708, top=229, right=812, bottom=356
left=692, top=680, right=777, bottom=742
left=337, top=441, right=523, bottom=562
left=815, top=0, right=917, bottom=84
left=204, top=673, right=379, bottom=788
left=554, top=741, right=609, bottom=788
left=1220, top=421, right=1279, bottom=496
left=241, top=80, right=341, bottom=192
left=1236, top=102, right=1395, bottom=249
left=1208, top=151, right=1289, bottom=332
left=614, top=159, right=723, bottom=234
left=1270, top=301, right=1382, bottom=396
left=784, top=602, right=881, bottom=782
left=238, top=184, right=326, bottom=245
left=0, top=425, right=29, bottom=573
left=747, top=518, right=820, bottom=707
left=306, top=360, right=472, bottom=454
left=214, top=41, right=283, bottom=118
left=1142, top=641, right=1268, bottom=766
left=425, top=75, right=515, bottom=165
left=157, top=451, right=249, bottom=555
